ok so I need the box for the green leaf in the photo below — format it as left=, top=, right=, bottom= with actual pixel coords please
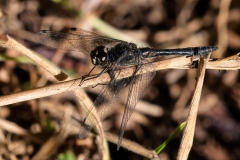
left=156, top=122, right=186, bottom=153
left=145, top=122, right=186, bottom=160
left=58, top=150, right=76, bottom=160
left=0, top=53, right=34, bottom=64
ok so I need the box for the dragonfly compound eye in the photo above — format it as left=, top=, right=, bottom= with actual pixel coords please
left=90, top=46, right=108, bottom=66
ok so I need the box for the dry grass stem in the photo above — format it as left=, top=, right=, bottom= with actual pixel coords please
left=105, top=132, right=158, bottom=159
left=207, top=53, right=240, bottom=70
left=1, top=53, right=240, bottom=107
left=74, top=89, right=108, bottom=160
left=177, top=53, right=211, bottom=160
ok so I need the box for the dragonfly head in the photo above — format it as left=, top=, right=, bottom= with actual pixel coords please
left=90, top=46, right=109, bottom=66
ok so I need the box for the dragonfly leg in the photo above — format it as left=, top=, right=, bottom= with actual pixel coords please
left=91, top=69, right=115, bottom=88
left=108, top=69, right=117, bottom=85
left=79, top=66, right=96, bottom=86
left=79, top=67, right=109, bottom=86
left=92, top=82, right=108, bottom=88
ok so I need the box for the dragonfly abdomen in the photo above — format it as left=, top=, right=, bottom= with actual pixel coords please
left=140, top=46, right=218, bottom=59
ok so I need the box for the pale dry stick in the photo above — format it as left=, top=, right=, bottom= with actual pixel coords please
left=0, top=35, right=108, bottom=157
left=105, top=132, right=158, bottom=160
left=1, top=53, right=240, bottom=107
left=0, top=52, right=238, bottom=105
left=177, top=53, right=211, bottom=160
left=215, top=0, right=231, bottom=57
left=74, top=89, right=108, bottom=160
left=0, top=55, right=205, bottom=107
left=206, top=52, right=240, bottom=70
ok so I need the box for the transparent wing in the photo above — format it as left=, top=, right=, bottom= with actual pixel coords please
left=79, top=74, right=131, bottom=139
left=117, top=62, right=156, bottom=149
left=36, top=28, right=123, bottom=55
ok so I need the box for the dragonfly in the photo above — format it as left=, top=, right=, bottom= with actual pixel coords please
left=36, top=28, right=218, bottom=149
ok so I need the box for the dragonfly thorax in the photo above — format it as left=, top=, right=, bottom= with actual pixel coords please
left=90, top=46, right=109, bottom=66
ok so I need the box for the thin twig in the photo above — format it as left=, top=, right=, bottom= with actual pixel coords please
left=1, top=53, right=240, bottom=107
left=0, top=56, right=196, bottom=106
left=177, top=52, right=211, bottom=160
left=105, top=132, right=158, bottom=159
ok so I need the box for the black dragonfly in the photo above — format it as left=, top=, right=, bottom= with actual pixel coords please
left=36, top=28, right=218, bottom=149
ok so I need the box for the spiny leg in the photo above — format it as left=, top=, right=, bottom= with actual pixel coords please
left=79, top=67, right=109, bottom=86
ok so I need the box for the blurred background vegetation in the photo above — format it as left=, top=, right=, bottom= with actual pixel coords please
left=0, top=0, right=240, bottom=159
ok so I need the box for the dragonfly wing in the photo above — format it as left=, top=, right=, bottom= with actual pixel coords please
left=79, top=72, right=130, bottom=139
left=117, top=64, right=156, bottom=149
left=36, top=28, right=123, bottom=55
